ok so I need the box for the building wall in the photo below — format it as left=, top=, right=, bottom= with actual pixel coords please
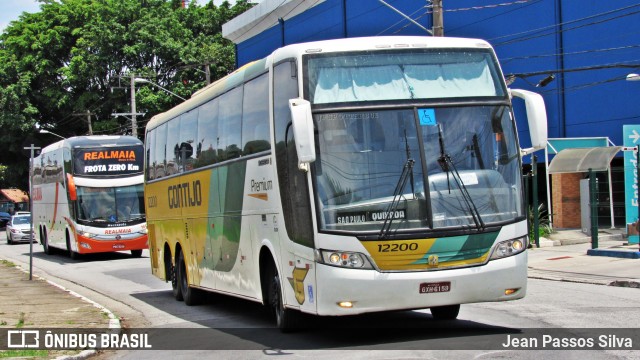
left=232, top=0, right=640, bottom=149
left=552, top=173, right=583, bottom=228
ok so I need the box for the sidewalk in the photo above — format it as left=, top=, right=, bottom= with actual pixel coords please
left=528, top=228, right=640, bottom=287
left=0, top=260, right=117, bottom=358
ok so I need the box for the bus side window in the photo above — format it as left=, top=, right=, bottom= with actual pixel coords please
left=146, top=128, right=155, bottom=180
left=166, top=117, right=180, bottom=175
left=154, top=123, right=168, bottom=179
left=195, top=98, right=219, bottom=168
left=242, top=73, right=270, bottom=156
left=178, top=109, right=198, bottom=172
left=218, top=86, right=243, bottom=161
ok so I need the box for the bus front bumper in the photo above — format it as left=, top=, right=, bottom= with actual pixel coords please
left=75, top=233, right=148, bottom=254
left=313, top=251, right=527, bottom=316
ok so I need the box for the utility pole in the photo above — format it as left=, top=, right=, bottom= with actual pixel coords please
left=111, top=74, right=144, bottom=137
left=130, top=75, right=137, bottom=137
left=72, top=110, right=94, bottom=135
left=204, top=64, right=211, bottom=85
left=86, top=110, right=93, bottom=135
left=432, top=0, right=444, bottom=36
left=24, top=144, right=40, bottom=281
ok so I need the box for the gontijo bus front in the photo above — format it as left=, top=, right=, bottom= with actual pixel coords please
left=144, top=36, right=547, bottom=330
left=32, top=136, right=147, bottom=258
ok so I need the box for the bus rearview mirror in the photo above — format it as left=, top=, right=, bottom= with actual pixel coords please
left=288, top=98, right=316, bottom=171
left=510, top=88, right=548, bottom=155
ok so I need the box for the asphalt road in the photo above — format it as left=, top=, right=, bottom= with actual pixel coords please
left=1, top=231, right=639, bottom=359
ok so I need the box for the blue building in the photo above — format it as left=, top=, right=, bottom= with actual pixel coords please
left=222, top=0, right=640, bottom=229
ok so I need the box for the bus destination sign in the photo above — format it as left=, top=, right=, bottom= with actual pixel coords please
left=74, top=146, right=144, bottom=177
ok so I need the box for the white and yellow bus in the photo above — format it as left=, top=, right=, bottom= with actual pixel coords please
left=33, top=136, right=148, bottom=259
left=144, top=36, right=547, bottom=330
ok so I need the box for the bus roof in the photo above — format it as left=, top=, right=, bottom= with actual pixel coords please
left=39, top=135, right=143, bottom=154
left=144, top=36, right=495, bottom=132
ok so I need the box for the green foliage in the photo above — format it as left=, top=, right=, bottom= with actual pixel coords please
left=528, top=203, right=553, bottom=245
left=0, top=0, right=254, bottom=189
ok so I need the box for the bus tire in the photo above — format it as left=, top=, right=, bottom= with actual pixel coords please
left=131, top=249, right=143, bottom=258
left=41, top=228, right=52, bottom=255
left=268, top=265, right=300, bottom=332
left=178, top=250, right=201, bottom=306
left=66, top=232, right=79, bottom=260
left=169, top=250, right=183, bottom=301
left=430, top=304, right=460, bottom=320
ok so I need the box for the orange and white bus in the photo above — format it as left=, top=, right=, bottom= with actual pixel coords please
left=32, top=135, right=147, bottom=259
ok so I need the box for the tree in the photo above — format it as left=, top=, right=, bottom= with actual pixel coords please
left=0, top=0, right=253, bottom=189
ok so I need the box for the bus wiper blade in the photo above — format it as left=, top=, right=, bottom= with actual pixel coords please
left=379, top=157, right=414, bottom=240
left=436, top=124, right=485, bottom=231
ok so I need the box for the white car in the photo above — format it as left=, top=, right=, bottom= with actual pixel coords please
left=5, top=213, right=35, bottom=244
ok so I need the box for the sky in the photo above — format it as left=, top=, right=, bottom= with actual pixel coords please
left=0, top=0, right=41, bottom=32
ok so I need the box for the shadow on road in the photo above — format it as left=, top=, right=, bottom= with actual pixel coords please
left=19, top=244, right=144, bottom=265
left=131, top=289, right=519, bottom=350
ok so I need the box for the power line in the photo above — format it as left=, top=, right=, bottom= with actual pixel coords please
left=500, top=44, right=640, bottom=63
left=491, top=3, right=640, bottom=46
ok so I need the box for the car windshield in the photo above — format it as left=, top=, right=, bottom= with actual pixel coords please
left=76, top=184, right=145, bottom=225
left=12, top=216, right=31, bottom=225
left=313, top=105, right=523, bottom=233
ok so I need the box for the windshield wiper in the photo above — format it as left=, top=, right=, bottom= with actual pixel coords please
left=379, top=131, right=415, bottom=240
left=436, top=124, right=485, bottom=231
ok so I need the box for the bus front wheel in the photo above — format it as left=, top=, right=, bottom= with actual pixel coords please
left=131, top=249, right=143, bottom=258
left=430, top=304, right=460, bottom=320
left=268, top=266, right=300, bottom=332
left=66, top=233, right=79, bottom=260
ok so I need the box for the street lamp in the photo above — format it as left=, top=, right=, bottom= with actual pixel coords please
left=626, top=73, right=640, bottom=82
left=39, top=129, right=65, bottom=140
left=134, top=78, right=186, bottom=101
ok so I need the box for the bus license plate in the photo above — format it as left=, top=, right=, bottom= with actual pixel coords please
left=419, top=281, right=451, bottom=294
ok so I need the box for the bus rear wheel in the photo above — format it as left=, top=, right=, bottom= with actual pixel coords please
left=131, top=249, right=143, bottom=258
left=430, top=304, right=460, bottom=320
left=178, top=251, right=201, bottom=306
left=41, top=228, right=51, bottom=255
left=171, top=259, right=183, bottom=301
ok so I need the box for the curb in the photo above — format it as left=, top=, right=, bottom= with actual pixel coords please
left=586, top=249, right=640, bottom=259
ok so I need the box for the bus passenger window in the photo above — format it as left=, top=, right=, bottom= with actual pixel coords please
left=218, top=86, right=243, bottom=161
left=154, top=123, right=167, bottom=179
left=242, top=74, right=270, bottom=156
left=166, top=118, right=180, bottom=175
left=146, top=128, right=155, bottom=180
left=179, top=109, right=198, bottom=172
left=195, top=98, right=219, bottom=168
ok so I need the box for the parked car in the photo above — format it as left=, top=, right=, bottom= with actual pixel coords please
left=5, top=213, right=35, bottom=244
left=0, top=212, right=10, bottom=228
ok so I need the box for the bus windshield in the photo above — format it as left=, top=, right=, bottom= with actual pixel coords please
left=76, top=184, right=145, bottom=225
left=313, top=105, right=523, bottom=233
left=306, top=49, right=505, bottom=105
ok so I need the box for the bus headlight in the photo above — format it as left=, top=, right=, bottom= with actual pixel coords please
left=316, top=250, right=374, bottom=269
left=80, top=231, right=98, bottom=239
left=490, top=236, right=527, bottom=260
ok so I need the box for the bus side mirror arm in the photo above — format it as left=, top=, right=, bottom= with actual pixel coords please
left=288, top=98, right=316, bottom=172
left=510, top=88, right=548, bottom=156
